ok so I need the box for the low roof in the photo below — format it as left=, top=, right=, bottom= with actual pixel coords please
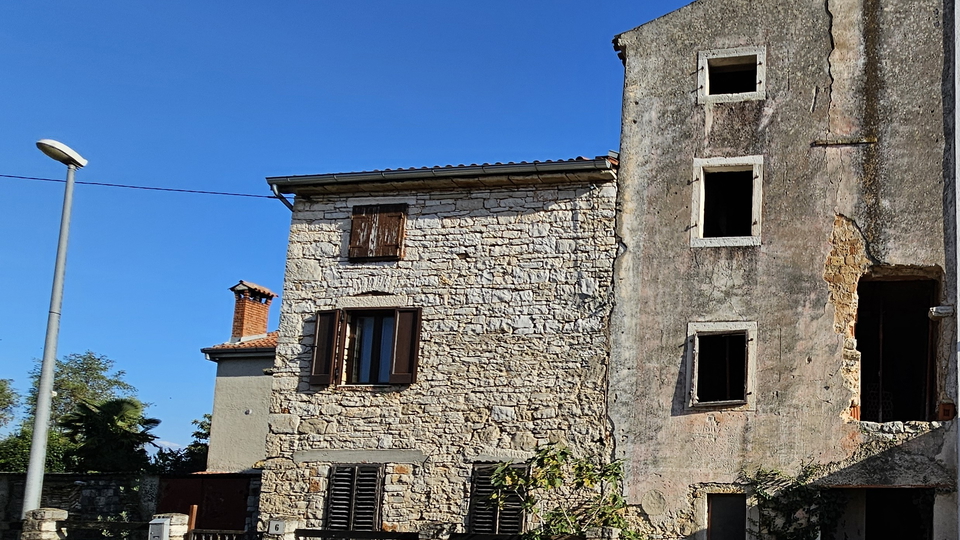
left=201, top=331, right=278, bottom=361
left=266, top=155, right=618, bottom=196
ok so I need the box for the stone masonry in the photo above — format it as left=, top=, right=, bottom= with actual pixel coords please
left=260, top=166, right=619, bottom=534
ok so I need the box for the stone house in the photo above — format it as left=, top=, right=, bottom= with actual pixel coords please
left=611, top=0, right=957, bottom=538
left=260, top=157, right=619, bottom=535
left=255, top=0, right=960, bottom=538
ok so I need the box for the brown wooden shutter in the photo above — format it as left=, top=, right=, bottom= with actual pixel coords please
left=468, top=465, right=525, bottom=534
left=325, top=465, right=383, bottom=531
left=468, top=466, right=498, bottom=534
left=311, top=310, right=343, bottom=385
left=348, top=204, right=407, bottom=262
left=389, top=307, right=421, bottom=384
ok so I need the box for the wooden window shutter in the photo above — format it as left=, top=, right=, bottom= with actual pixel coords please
left=348, top=204, right=407, bottom=262
left=325, top=465, right=384, bottom=531
left=311, top=310, right=343, bottom=385
left=468, top=465, right=524, bottom=534
left=389, top=307, right=422, bottom=385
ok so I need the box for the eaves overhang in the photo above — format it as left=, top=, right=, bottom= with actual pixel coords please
left=201, top=347, right=276, bottom=362
left=266, top=155, right=618, bottom=196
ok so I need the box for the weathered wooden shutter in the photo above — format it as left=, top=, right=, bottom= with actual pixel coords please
left=389, top=308, right=422, bottom=384
left=311, top=310, right=343, bottom=385
left=468, top=465, right=524, bottom=534
left=348, top=204, right=407, bottom=261
left=326, top=465, right=383, bottom=531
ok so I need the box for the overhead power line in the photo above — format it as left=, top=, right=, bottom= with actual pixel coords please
left=0, top=173, right=276, bottom=200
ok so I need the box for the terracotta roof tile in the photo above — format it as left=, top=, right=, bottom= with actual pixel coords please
left=206, top=331, right=278, bottom=350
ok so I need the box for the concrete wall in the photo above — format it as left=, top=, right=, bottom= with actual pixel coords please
left=208, top=357, right=273, bottom=473
left=611, top=0, right=956, bottom=537
left=260, top=178, right=618, bottom=533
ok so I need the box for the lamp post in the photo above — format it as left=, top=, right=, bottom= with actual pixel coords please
left=21, top=139, right=88, bottom=518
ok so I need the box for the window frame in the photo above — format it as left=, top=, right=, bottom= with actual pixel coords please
left=325, top=463, right=385, bottom=531
left=691, top=156, right=764, bottom=248
left=311, top=307, right=422, bottom=386
left=687, top=321, right=758, bottom=411
left=348, top=203, right=408, bottom=262
left=467, top=464, right=526, bottom=534
left=698, top=46, right=767, bottom=104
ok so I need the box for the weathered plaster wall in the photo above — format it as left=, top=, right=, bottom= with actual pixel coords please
left=612, top=0, right=956, bottom=536
left=260, top=179, right=618, bottom=533
left=208, top=358, right=273, bottom=473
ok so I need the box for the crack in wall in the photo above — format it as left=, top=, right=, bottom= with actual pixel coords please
left=825, top=0, right=837, bottom=99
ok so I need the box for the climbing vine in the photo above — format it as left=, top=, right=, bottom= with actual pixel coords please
left=740, top=466, right=847, bottom=540
left=490, top=444, right=642, bottom=540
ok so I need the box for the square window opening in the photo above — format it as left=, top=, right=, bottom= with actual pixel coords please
left=697, top=332, right=747, bottom=403
left=691, top=156, right=762, bottom=247
left=707, top=55, right=758, bottom=95
left=707, top=493, right=747, bottom=540
left=703, top=170, right=754, bottom=238
left=687, top=321, right=757, bottom=410
left=856, top=279, right=938, bottom=423
left=698, top=47, right=766, bottom=104
left=346, top=311, right=396, bottom=385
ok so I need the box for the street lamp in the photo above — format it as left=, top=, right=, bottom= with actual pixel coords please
left=22, top=139, right=87, bottom=518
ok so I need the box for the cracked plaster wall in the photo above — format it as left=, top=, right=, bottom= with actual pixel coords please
left=611, top=0, right=956, bottom=536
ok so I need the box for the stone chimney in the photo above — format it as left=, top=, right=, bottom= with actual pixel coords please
left=229, top=281, right=277, bottom=342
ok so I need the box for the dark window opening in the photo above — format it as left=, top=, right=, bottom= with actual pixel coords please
left=707, top=494, right=746, bottom=540
left=865, top=489, right=934, bottom=540
left=468, top=465, right=525, bottom=534
left=708, top=55, right=758, bottom=95
left=311, top=307, right=422, bottom=386
left=702, top=170, right=753, bottom=238
left=830, top=488, right=934, bottom=540
left=349, top=204, right=407, bottom=262
left=326, top=465, right=384, bottom=531
left=696, top=333, right=747, bottom=403
left=856, top=280, right=937, bottom=422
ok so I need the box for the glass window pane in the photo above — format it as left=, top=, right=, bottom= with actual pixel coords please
left=353, top=316, right=376, bottom=383
left=377, top=316, right=395, bottom=383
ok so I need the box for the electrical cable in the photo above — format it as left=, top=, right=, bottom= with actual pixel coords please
left=0, top=173, right=275, bottom=200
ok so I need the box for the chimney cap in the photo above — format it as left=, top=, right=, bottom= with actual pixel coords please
left=230, top=280, right=277, bottom=298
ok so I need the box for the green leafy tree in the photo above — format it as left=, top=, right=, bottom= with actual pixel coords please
left=150, top=414, right=210, bottom=474
left=27, top=351, right=135, bottom=430
left=490, top=444, right=640, bottom=540
left=60, top=398, right=159, bottom=472
left=0, top=429, right=77, bottom=472
left=0, top=379, right=19, bottom=429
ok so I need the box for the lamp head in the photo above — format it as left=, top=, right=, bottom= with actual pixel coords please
left=36, top=139, right=87, bottom=168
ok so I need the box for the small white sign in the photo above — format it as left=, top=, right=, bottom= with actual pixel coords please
left=268, top=520, right=285, bottom=535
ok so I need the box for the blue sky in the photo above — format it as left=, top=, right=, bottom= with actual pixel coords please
left=0, top=1, right=689, bottom=448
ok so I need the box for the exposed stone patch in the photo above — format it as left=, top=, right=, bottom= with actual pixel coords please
left=823, top=214, right=872, bottom=337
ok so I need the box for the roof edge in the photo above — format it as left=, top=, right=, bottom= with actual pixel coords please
left=266, top=156, right=617, bottom=194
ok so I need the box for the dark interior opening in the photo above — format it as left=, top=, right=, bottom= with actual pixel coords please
left=708, top=56, right=758, bottom=95
left=702, top=170, right=753, bottom=238
left=708, top=494, right=746, bottom=540
left=856, top=279, right=937, bottom=422
left=696, top=333, right=747, bottom=403
left=864, top=489, right=934, bottom=540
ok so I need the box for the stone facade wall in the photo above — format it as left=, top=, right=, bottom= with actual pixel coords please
left=260, top=180, right=618, bottom=533
left=0, top=473, right=158, bottom=539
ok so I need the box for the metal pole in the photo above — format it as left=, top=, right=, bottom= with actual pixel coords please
left=21, top=163, right=76, bottom=518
